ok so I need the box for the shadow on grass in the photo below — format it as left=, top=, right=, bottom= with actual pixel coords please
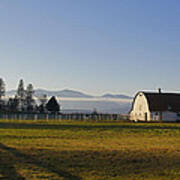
left=0, top=143, right=82, bottom=180
left=0, top=122, right=180, bottom=131
left=0, top=150, right=25, bottom=180
left=0, top=143, right=180, bottom=179
left=25, top=149, right=180, bottom=179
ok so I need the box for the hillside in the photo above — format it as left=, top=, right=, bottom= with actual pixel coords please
left=6, top=89, right=132, bottom=99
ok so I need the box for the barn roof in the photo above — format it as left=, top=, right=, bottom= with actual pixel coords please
left=143, top=92, right=180, bottom=112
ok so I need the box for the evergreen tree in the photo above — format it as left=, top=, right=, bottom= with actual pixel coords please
left=17, top=79, right=25, bottom=99
left=0, top=78, right=5, bottom=99
left=26, top=83, right=35, bottom=112
left=26, top=83, right=34, bottom=99
left=38, top=94, right=47, bottom=112
left=7, top=96, right=19, bottom=112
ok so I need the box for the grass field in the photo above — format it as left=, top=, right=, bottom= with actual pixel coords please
left=0, top=120, right=180, bottom=180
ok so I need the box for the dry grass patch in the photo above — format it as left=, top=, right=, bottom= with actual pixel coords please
left=0, top=120, right=179, bottom=179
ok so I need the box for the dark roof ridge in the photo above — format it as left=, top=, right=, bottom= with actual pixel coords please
left=142, top=91, right=180, bottom=95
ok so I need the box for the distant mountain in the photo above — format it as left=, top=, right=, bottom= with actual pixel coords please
left=102, top=93, right=132, bottom=99
left=6, top=89, right=132, bottom=99
left=7, top=89, right=93, bottom=98
left=35, top=89, right=93, bottom=98
left=6, top=90, right=16, bottom=96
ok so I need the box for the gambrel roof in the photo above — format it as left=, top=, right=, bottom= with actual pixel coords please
left=143, top=92, right=180, bottom=112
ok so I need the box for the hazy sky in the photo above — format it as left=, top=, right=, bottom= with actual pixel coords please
left=0, top=0, right=180, bottom=96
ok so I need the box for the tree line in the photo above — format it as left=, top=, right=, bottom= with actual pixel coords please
left=0, top=78, right=60, bottom=113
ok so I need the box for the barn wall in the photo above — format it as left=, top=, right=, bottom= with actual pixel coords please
left=149, top=111, right=179, bottom=122
left=130, top=92, right=151, bottom=121
left=162, top=111, right=177, bottom=122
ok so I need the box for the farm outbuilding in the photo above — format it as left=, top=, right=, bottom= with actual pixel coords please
left=129, top=89, right=180, bottom=122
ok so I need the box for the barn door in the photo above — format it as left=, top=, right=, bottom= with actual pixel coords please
left=144, top=113, right=148, bottom=121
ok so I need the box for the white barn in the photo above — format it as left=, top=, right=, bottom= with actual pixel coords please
left=130, top=90, right=180, bottom=122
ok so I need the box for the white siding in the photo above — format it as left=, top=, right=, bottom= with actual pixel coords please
left=130, top=92, right=151, bottom=121
left=162, top=111, right=177, bottom=122
left=151, top=111, right=179, bottom=122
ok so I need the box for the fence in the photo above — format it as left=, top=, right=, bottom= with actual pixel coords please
left=0, top=112, right=129, bottom=121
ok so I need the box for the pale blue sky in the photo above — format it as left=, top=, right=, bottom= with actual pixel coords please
left=0, top=0, right=180, bottom=96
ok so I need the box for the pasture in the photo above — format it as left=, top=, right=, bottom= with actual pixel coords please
left=0, top=120, right=180, bottom=179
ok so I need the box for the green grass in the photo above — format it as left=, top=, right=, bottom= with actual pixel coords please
left=0, top=120, right=180, bottom=179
